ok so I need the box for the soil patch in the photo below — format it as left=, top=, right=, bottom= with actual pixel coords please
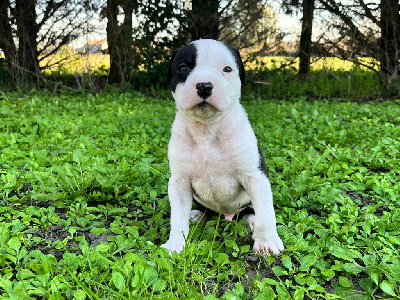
left=341, top=189, right=387, bottom=216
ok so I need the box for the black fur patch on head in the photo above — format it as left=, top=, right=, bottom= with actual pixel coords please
left=167, top=43, right=197, bottom=92
left=228, top=47, right=246, bottom=85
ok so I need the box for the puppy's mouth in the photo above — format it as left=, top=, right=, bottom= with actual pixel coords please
left=186, top=100, right=221, bottom=122
left=196, top=101, right=210, bottom=111
left=194, top=101, right=218, bottom=115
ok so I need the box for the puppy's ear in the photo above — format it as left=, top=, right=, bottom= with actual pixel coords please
left=167, top=48, right=180, bottom=86
left=229, top=47, right=246, bottom=85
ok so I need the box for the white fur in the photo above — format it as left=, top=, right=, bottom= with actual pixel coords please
left=162, top=39, right=284, bottom=255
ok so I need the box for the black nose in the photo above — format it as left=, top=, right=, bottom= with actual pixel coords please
left=196, top=82, right=213, bottom=99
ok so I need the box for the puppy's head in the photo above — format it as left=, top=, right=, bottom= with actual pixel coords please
left=167, top=39, right=245, bottom=122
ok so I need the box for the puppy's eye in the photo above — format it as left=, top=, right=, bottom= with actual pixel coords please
left=223, top=66, right=232, bottom=73
left=178, top=65, right=188, bottom=73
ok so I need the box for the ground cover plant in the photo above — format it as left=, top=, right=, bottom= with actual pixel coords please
left=0, top=90, right=399, bottom=299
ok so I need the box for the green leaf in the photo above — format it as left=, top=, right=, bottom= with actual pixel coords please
left=254, top=286, right=276, bottom=299
left=380, top=280, right=396, bottom=296
left=329, top=245, right=362, bottom=262
left=79, top=238, right=89, bottom=256
left=215, top=253, right=229, bottom=265
left=272, top=266, right=287, bottom=276
left=338, top=276, right=353, bottom=287
left=321, top=269, right=335, bottom=279
left=8, top=237, right=21, bottom=252
left=150, top=189, right=158, bottom=199
left=69, top=227, right=77, bottom=235
left=359, top=278, right=374, bottom=292
left=281, top=255, right=292, bottom=270
left=343, top=262, right=364, bottom=274
left=96, top=243, right=111, bottom=252
left=261, top=278, right=277, bottom=285
left=293, top=288, right=305, bottom=300
left=0, top=105, right=11, bottom=115
left=369, top=268, right=381, bottom=286
left=74, top=289, right=86, bottom=300
left=112, top=270, right=125, bottom=291
left=17, top=269, right=35, bottom=280
left=156, top=256, right=173, bottom=271
left=73, top=149, right=84, bottom=164
left=299, top=254, right=317, bottom=271
left=90, top=228, right=109, bottom=235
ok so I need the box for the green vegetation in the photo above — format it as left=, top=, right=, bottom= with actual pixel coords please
left=1, top=91, right=399, bottom=299
left=41, top=53, right=110, bottom=77
left=31, top=54, right=391, bottom=100
left=247, top=57, right=385, bottom=100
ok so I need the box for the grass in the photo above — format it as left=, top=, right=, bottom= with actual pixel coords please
left=0, top=90, right=400, bottom=299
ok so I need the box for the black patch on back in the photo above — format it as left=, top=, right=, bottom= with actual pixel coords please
left=167, top=43, right=197, bottom=92
left=228, top=47, right=246, bottom=85
left=257, top=144, right=269, bottom=178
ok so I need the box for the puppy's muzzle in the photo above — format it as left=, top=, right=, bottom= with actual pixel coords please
left=196, top=82, right=213, bottom=99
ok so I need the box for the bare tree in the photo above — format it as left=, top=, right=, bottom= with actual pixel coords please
left=106, top=0, right=137, bottom=85
left=15, top=0, right=40, bottom=81
left=282, top=0, right=315, bottom=78
left=0, top=0, right=93, bottom=84
left=380, top=0, right=399, bottom=82
left=106, top=0, right=121, bottom=84
left=298, top=0, right=315, bottom=78
left=0, top=0, right=17, bottom=80
left=105, top=0, right=188, bottom=86
left=317, top=0, right=399, bottom=83
left=220, top=0, right=282, bottom=52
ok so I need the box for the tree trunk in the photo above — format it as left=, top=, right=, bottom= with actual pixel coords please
left=190, top=0, right=219, bottom=40
left=15, top=0, right=40, bottom=80
left=120, top=2, right=135, bottom=84
left=106, top=0, right=135, bottom=85
left=380, top=0, right=399, bottom=82
left=106, top=0, right=121, bottom=84
left=0, top=0, right=18, bottom=80
left=298, top=0, right=315, bottom=78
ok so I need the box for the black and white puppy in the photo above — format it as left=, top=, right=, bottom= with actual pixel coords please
left=162, top=39, right=284, bottom=255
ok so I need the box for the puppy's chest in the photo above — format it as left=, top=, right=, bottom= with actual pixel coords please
left=189, top=138, right=234, bottom=176
left=186, top=138, right=245, bottom=211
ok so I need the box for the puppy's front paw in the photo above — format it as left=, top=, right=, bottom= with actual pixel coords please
left=161, top=238, right=185, bottom=254
left=253, top=235, right=284, bottom=256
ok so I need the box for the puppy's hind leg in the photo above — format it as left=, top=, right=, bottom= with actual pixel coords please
left=190, top=210, right=207, bottom=223
left=239, top=204, right=256, bottom=231
left=191, top=199, right=210, bottom=223
left=244, top=214, right=255, bottom=232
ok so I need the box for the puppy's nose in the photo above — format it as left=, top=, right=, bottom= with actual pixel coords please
left=196, top=82, right=213, bottom=99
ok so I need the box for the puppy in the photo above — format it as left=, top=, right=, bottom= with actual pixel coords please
left=162, top=39, right=284, bottom=255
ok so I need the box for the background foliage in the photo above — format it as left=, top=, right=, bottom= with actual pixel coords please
left=0, top=0, right=399, bottom=94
